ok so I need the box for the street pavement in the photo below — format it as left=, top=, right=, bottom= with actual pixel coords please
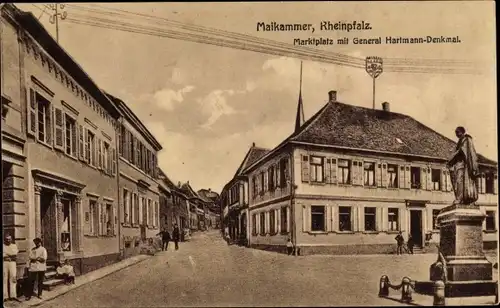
left=33, top=230, right=497, bottom=307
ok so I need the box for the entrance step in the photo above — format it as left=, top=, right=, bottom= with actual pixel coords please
left=42, top=278, right=65, bottom=291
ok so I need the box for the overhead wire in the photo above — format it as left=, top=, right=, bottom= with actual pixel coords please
left=33, top=3, right=487, bottom=75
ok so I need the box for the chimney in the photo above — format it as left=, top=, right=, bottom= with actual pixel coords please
left=328, top=90, right=337, bottom=103
left=208, top=188, right=211, bottom=192
left=178, top=181, right=181, bottom=188
left=252, top=142, right=255, bottom=147
left=382, top=102, right=390, bottom=112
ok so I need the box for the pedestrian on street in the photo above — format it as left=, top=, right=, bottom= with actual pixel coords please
left=3, top=234, right=19, bottom=302
left=173, top=224, right=180, bottom=250
left=156, top=228, right=171, bottom=251
left=286, top=238, right=294, bottom=255
left=395, top=231, right=405, bottom=255
left=25, top=238, right=47, bottom=301
left=407, top=234, right=414, bottom=255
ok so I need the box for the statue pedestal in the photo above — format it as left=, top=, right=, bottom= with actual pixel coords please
left=437, top=203, right=493, bottom=281
left=432, top=203, right=496, bottom=298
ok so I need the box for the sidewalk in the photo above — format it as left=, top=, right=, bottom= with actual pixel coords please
left=4, top=254, right=150, bottom=308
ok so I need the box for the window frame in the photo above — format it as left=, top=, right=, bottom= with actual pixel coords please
left=309, top=156, right=324, bottom=183
left=387, top=164, right=399, bottom=188
left=338, top=159, right=351, bottom=184
left=363, top=161, right=376, bottom=187
left=36, top=92, right=52, bottom=146
left=64, top=113, right=77, bottom=158
left=338, top=206, right=352, bottom=232
left=364, top=207, right=377, bottom=231
left=485, top=211, right=496, bottom=231
left=310, top=205, right=326, bottom=232
left=388, top=208, right=399, bottom=231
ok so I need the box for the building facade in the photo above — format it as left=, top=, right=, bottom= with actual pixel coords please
left=245, top=91, right=498, bottom=255
left=106, top=94, right=162, bottom=259
left=1, top=4, right=126, bottom=275
left=221, top=144, right=266, bottom=244
left=1, top=4, right=30, bottom=279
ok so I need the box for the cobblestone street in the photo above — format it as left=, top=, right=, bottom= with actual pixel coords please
left=28, top=231, right=497, bottom=307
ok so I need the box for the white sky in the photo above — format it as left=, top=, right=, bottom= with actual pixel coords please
left=17, top=2, right=497, bottom=192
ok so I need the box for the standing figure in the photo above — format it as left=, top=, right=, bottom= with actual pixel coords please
left=25, top=238, right=47, bottom=301
left=286, top=238, right=294, bottom=255
left=395, top=231, right=405, bottom=255
left=447, top=126, right=479, bottom=205
left=172, top=224, right=180, bottom=251
left=156, top=228, right=171, bottom=251
left=3, top=234, right=19, bottom=302
left=407, top=234, right=414, bottom=255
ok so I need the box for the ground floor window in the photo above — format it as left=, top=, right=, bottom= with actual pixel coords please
left=259, top=212, right=265, bottom=235
left=252, top=214, right=257, bottom=235
left=269, top=210, right=276, bottom=234
left=364, top=207, right=376, bottom=231
left=339, top=206, right=352, bottom=231
left=311, top=206, right=325, bottom=231
left=280, top=207, right=288, bottom=233
left=388, top=208, right=399, bottom=231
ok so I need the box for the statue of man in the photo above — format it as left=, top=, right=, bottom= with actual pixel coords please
left=446, top=126, right=479, bottom=205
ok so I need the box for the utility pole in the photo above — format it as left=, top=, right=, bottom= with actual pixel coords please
left=365, top=57, right=384, bottom=109
left=48, top=3, right=67, bottom=43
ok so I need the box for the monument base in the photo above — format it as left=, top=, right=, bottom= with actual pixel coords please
left=436, top=203, right=493, bottom=281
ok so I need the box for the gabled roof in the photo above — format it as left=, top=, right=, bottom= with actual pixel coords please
left=180, top=182, right=201, bottom=200
left=244, top=100, right=497, bottom=172
left=234, top=143, right=270, bottom=177
left=105, top=93, right=162, bottom=151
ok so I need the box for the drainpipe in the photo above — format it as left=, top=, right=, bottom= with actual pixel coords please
left=289, top=151, right=298, bottom=256
left=115, top=118, right=122, bottom=259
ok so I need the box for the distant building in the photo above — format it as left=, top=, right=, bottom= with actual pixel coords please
left=224, top=90, right=498, bottom=255
left=180, top=182, right=206, bottom=231
left=158, top=169, right=189, bottom=236
left=221, top=143, right=268, bottom=244
left=198, top=188, right=221, bottom=229
left=106, top=93, right=162, bottom=259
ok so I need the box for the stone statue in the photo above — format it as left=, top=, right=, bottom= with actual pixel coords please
left=446, top=126, right=479, bottom=205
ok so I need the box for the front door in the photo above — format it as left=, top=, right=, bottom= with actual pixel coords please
left=410, top=210, right=423, bottom=247
left=40, top=190, right=57, bottom=261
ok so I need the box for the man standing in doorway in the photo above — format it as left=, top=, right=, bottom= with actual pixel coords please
left=173, top=224, right=180, bottom=251
left=3, top=234, right=19, bottom=302
left=156, top=228, right=171, bottom=251
left=25, top=238, right=47, bottom=301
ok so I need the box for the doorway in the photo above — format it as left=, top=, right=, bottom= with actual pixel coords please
left=410, top=210, right=423, bottom=247
left=40, top=190, right=57, bottom=261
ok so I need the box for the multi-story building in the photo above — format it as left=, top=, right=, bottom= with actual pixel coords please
left=197, top=188, right=221, bottom=229
left=105, top=93, right=162, bottom=259
left=2, top=4, right=124, bottom=276
left=1, top=3, right=30, bottom=280
left=245, top=90, right=498, bottom=255
left=158, top=169, right=189, bottom=236
left=221, top=143, right=268, bottom=244
left=180, top=182, right=207, bottom=231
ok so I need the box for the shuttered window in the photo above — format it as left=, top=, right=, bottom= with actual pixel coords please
left=310, top=156, right=324, bottom=183
left=338, top=159, right=350, bottom=184
left=54, top=107, right=64, bottom=150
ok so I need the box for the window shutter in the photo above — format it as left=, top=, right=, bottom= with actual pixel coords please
left=325, top=205, right=331, bottom=232
left=97, top=139, right=103, bottom=169
left=405, top=165, right=411, bottom=189
left=426, top=167, right=432, bottom=190
left=112, top=148, right=117, bottom=175
left=420, top=168, right=426, bottom=190
left=360, top=205, right=365, bottom=231
left=381, top=163, right=388, bottom=188
left=46, top=104, right=53, bottom=144
left=71, top=122, right=77, bottom=156
left=398, top=166, right=405, bottom=189
left=112, top=205, right=116, bottom=236
left=91, top=135, right=96, bottom=166
left=352, top=161, right=359, bottom=185
left=325, top=159, right=331, bottom=183
left=28, top=89, right=37, bottom=136
left=97, top=203, right=102, bottom=236
left=359, top=162, right=365, bottom=186
left=78, top=124, right=85, bottom=160
left=376, top=207, right=382, bottom=231
left=441, top=169, right=446, bottom=192
left=330, top=158, right=337, bottom=184
left=54, top=107, right=64, bottom=150
left=301, top=155, right=310, bottom=182
left=84, top=128, right=89, bottom=162
left=353, top=206, right=358, bottom=232
left=302, top=206, right=307, bottom=232
left=276, top=164, right=281, bottom=188
left=493, top=174, right=498, bottom=195
left=264, top=172, right=268, bottom=192
left=135, top=195, right=140, bottom=225
left=375, top=163, right=380, bottom=187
